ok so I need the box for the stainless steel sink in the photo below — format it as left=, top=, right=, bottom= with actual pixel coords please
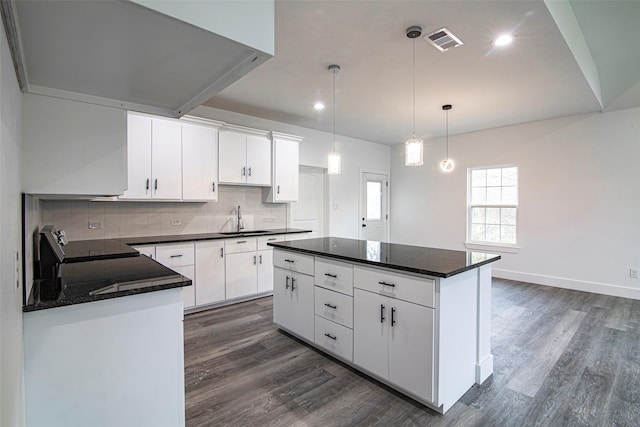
left=218, top=230, right=269, bottom=236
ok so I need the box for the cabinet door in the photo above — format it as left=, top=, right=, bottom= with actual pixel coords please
left=218, top=132, right=247, bottom=184
left=151, top=119, right=182, bottom=200
left=182, top=123, right=218, bottom=201
left=246, top=136, right=271, bottom=186
left=353, top=289, right=388, bottom=380
left=257, top=249, right=273, bottom=293
left=388, top=299, right=434, bottom=402
left=225, top=252, right=257, bottom=299
left=195, top=241, right=225, bottom=306
left=172, top=265, right=195, bottom=309
left=288, top=272, right=314, bottom=342
left=273, top=267, right=292, bottom=329
left=122, top=114, right=152, bottom=199
left=273, top=138, right=299, bottom=201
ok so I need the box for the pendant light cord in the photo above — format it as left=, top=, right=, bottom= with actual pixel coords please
left=412, top=37, right=416, bottom=138
left=333, top=69, right=336, bottom=154
left=445, top=109, right=449, bottom=158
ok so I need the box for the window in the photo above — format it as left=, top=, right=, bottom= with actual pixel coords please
left=468, top=165, right=518, bottom=246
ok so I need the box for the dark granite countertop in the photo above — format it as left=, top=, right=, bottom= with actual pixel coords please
left=121, top=228, right=311, bottom=246
left=24, top=256, right=191, bottom=312
left=61, top=239, right=139, bottom=263
left=268, top=237, right=501, bottom=278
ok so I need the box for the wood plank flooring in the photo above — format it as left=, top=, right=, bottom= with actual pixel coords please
left=184, top=279, right=640, bottom=426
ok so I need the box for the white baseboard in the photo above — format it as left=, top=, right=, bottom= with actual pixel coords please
left=493, top=269, right=640, bottom=300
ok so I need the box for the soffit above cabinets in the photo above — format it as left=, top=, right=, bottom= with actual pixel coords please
left=7, top=0, right=273, bottom=117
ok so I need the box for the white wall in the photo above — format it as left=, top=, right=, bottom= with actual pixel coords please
left=1, top=22, right=25, bottom=427
left=391, top=108, right=640, bottom=298
left=190, top=105, right=391, bottom=239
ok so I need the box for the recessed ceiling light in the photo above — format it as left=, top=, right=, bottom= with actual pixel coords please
left=493, top=34, right=514, bottom=47
left=313, top=102, right=325, bottom=111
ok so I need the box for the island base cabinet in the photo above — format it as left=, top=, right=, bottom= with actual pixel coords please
left=273, top=268, right=314, bottom=342
left=353, top=289, right=434, bottom=403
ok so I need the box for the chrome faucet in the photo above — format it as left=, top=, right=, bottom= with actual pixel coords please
left=237, top=205, right=245, bottom=232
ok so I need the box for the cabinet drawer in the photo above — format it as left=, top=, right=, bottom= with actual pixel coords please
left=258, top=235, right=285, bottom=251
left=156, top=243, right=195, bottom=267
left=354, top=266, right=435, bottom=308
left=314, top=286, right=353, bottom=328
left=273, top=250, right=314, bottom=275
left=225, top=238, right=257, bottom=254
left=314, top=257, right=354, bottom=296
left=314, top=315, right=353, bottom=362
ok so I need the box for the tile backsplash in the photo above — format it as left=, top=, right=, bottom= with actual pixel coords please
left=41, top=186, right=288, bottom=241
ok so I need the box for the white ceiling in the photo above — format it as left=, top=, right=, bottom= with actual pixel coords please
left=203, top=0, right=640, bottom=145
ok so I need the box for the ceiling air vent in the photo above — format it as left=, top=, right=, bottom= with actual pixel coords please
left=424, top=28, right=463, bottom=52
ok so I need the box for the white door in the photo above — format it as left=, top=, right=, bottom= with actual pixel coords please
left=225, top=252, right=258, bottom=299
left=290, top=166, right=325, bottom=237
left=151, top=119, right=182, bottom=200
left=122, top=114, right=152, bottom=199
left=360, top=172, right=388, bottom=241
left=353, top=289, right=388, bottom=379
left=218, top=132, right=247, bottom=184
left=272, top=138, right=299, bottom=201
left=257, top=249, right=274, bottom=293
left=388, top=299, right=435, bottom=401
left=195, top=241, right=225, bottom=306
left=182, top=123, right=218, bottom=201
left=246, top=136, right=271, bottom=185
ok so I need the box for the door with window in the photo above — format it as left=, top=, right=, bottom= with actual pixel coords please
left=360, top=172, right=388, bottom=242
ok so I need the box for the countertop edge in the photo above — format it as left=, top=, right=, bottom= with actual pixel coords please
left=268, top=243, right=501, bottom=278
left=122, top=229, right=311, bottom=246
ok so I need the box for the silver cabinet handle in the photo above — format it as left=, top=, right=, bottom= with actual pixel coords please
left=268, top=238, right=277, bottom=241
left=146, top=178, right=150, bottom=191
left=391, top=307, right=397, bottom=327
left=285, top=276, right=290, bottom=289
left=379, top=281, right=396, bottom=287
left=324, top=303, right=337, bottom=309
left=324, top=273, right=337, bottom=278
left=277, top=185, right=280, bottom=194
left=237, top=240, right=247, bottom=244
left=248, top=167, right=252, bottom=176
left=154, top=179, right=158, bottom=190
left=324, top=333, right=337, bottom=341
left=242, top=167, right=246, bottom=176
left=284, top=259, right=295, bottom=263
left=291, top=277, right=296, bottom=291
left=253, top=255, right=257, bottom=265
left=170, top=254, right=183, bottom=258
left=212, top=182, right=216, bottom=192
left=220, top=247, right=224, bottom=258
left=259, top=254, right=263, bottom=264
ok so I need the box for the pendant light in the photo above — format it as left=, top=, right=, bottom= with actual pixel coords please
left=327, top=64, right=341, bottom=175
left=440, top=104, right=454, bottom=172
left=405, top=26, right=423, bottom=167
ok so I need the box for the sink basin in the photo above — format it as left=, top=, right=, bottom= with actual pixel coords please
left=218, top=230, right=269, bottom=236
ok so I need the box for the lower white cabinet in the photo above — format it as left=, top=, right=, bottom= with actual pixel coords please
left=273, top=267, right=314, bottom=342
left=156, top=243, right=196, bottom=309
left=225, top=251, right=258, bottom=299
left=195, top=241, right=225, bottom=306
left=257, top=249, right=274, bottom=293
left=353, top=288, right=434, bottom=402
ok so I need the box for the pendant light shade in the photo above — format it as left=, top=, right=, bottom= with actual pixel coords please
left=440, top=104, right=454, bottom=172
left=405, top=26, right=424, bottom=167
left=328, top=64, right=341, bottom=175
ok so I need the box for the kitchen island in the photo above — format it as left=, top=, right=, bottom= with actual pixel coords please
left=268, top=237, right=501, bottom=414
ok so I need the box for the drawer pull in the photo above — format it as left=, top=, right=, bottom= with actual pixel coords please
left=237, top=240, right=247, bottom=244
left=324, top=333, right=337, bottom=341
left=259, top=254, right=263, bottom=264
left=146, top=178, right=150, bottom=191
left=391, top=307, right=397, bottom=327
left=268, top=238, right=277, bottom=241
left=220, top=247, right=224, bottom=258
left=324, top=273, right=337, bottom=278
left=380, top=304, right=385, bottom=323
left=170, top=254, right=183, bottom=258
left=285, top=276, right=290, bottom=289
left=253, top=255, right=257, bottom=265
left=324, top=303, right=337, bottom=309
left=284, top=259, right=295, bottom=263
left=379, top=281, right=396, bottom=287
left=291, top=277, right=296, bottom=291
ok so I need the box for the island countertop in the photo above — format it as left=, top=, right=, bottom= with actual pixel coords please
left=268, top=237, right=501, bottom=278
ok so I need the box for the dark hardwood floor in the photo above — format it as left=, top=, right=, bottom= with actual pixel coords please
left=184, top=279, right=640, bottom=426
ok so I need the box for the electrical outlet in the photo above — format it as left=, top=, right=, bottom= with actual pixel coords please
left=630, top=268, right=639, bottom=279
left=171, top=218, right=182, bottom=226
left=88, top=221, right=103, bottom=229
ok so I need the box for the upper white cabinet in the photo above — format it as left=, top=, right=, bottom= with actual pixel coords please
left=121, top=113, right=182, bottom=200
left=21, top=93, right=127, bottom=197
left=182, top=123, right=218, bottom=201
left=263, top=132, right=303, bottom=203
left=218, top=130, right=271, bottom=186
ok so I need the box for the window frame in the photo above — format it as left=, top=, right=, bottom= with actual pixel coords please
left=465, top=164, right=520, bottom=253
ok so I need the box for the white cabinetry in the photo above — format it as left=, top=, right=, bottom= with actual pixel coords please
left=182, top=122, right=218, bottom=201
left=218, top=131, right=271, bottom=186
left=195, top=241, right=225, bottom=306
left=224, top=238, right=258, bottom=299
left=132, top=245, right=156, bottom=260
left=353, top=289, right=434, bottom=402
left=155, top=243, right=196, bottom=309
left=273, top=265, right=314, bottom=342
left=122, top=113, right=182, bottom=200
left=263, top=133, right=302, bottom=203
